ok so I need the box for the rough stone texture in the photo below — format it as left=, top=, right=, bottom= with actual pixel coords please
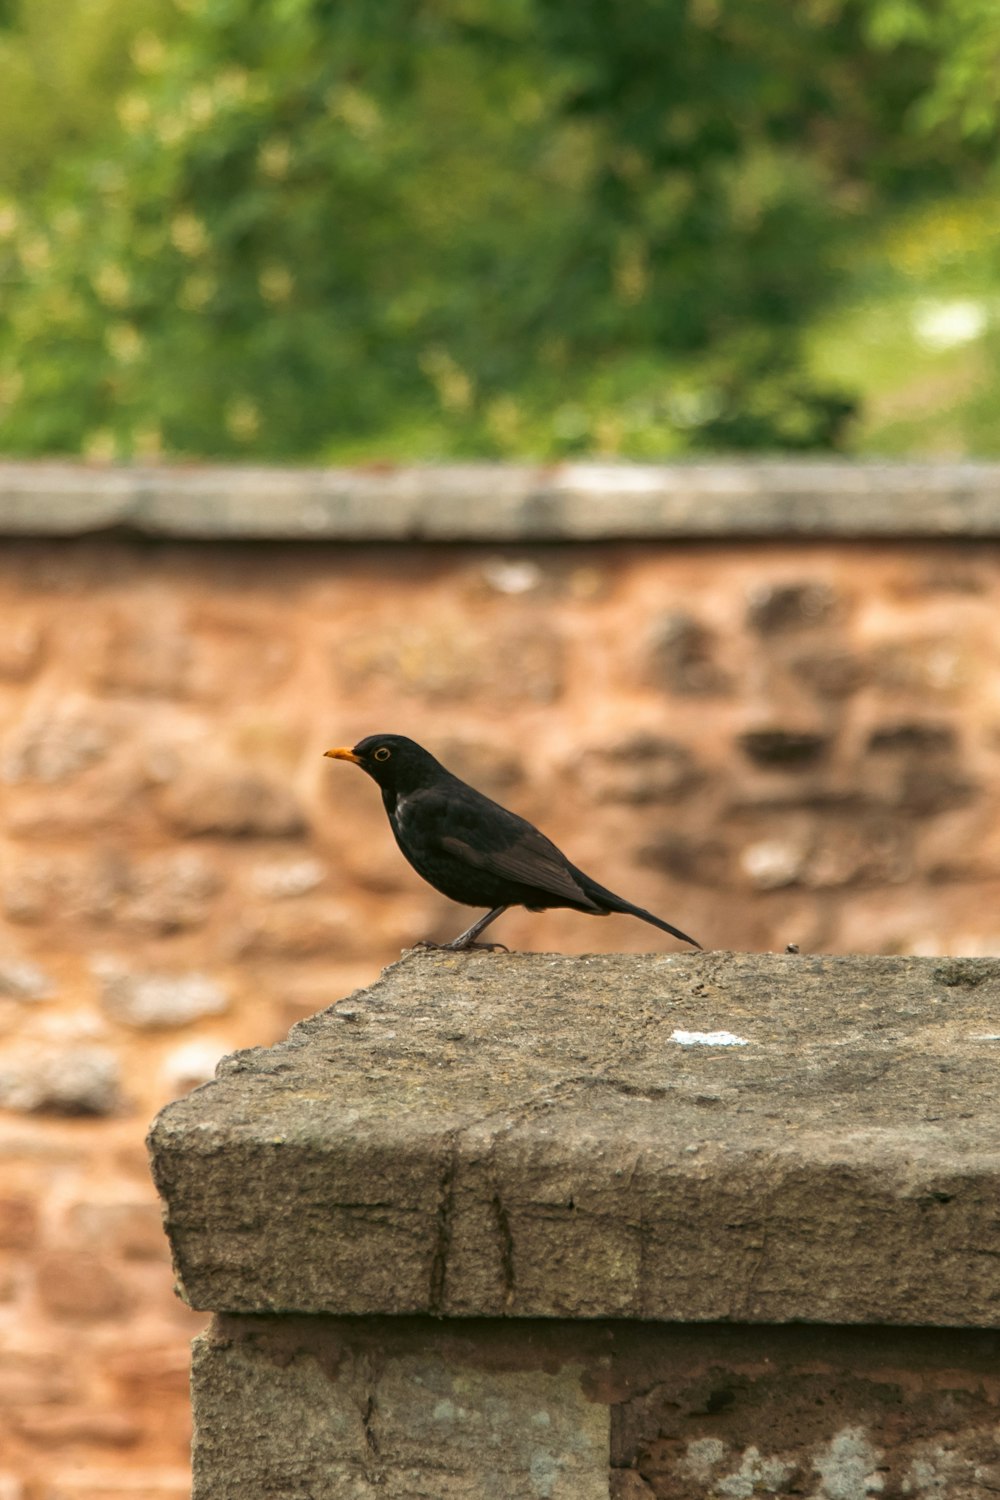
left=6, top=458, right=1000, bottom=538
left=151, top=951, right=1000, bottom=1326
left=191, top=1315, right=1000, bottom=1500
left=193, top=1317, right=609, bottom=1500
left=3, top=487, right=1000, bottom=1497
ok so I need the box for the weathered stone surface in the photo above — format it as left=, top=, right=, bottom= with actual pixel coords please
left=337, top=619, right=564, bottom=704
left=247, top=857, right=326, bottom=899
left=434, top=738, right=526, bottom=796
left=0, top=619, right=44, bottom=680
left=150, top=951, right=1000, bottom=1325
left=11, top=1407, right=140, bottom=1447
left=0, top=1194, right=38, bottom=1248
left=1, top=702, right=112, bottom=784
left=581, top=735, right=703, bottom=805
left=6, top=459, right=1000, bottom=538
left=606, top=1322, right=1000, bottom=1500
left=6, top=490, right=1000, bottom=1498
left=2, top=852, right=123, bottom=925
left=230, top=899, right=376, bottom=960
left=95, top=608, right=295, bottom=702
left=114, top=851, right=222, bottom=933
left=746, top=581, right=839, bottom=634
left=67, top=1199, right=168, bottom=1261
left=789, top=646, right=865, bottom=698
left=0, top=959, right=53, bottom=1000
left=95, top=964, right=228, bottom=1030
left=190, top=1315, right=1000, bottom=1500
left=193, top=1318, right=609, bottom=1500
left=35, top=1250, right=129, bottom=1319
left=95, top=612, right=192, bottom=697
left=0, top=1044, right=121, bottom=1115
left=155, top=766, right=306, bottom=837
left=646, top=613, right=731, bottom=697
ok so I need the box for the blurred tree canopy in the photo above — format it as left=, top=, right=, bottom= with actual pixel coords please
left=1, top=0, right=999, bottom=461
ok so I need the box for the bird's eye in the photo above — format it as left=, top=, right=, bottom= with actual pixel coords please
left=373, top=746, right=391, bottom=762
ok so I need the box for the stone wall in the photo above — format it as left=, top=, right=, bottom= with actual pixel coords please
left=192, top=1317, right=1000, bottom=1499
left=3, top=463, right=1000, bottom=1497
left=149, top=949, right=1000, bottom=1498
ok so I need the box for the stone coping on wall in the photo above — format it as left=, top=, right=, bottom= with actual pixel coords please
left=5, top=459, right=1000, bottom=539
left=149, top=950, right=1000, bottom=1327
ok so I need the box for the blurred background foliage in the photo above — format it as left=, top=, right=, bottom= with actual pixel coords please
left=1, top=0, right=999, bottom=462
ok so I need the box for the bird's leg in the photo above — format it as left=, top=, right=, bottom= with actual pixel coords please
left=416, top=906, right=509, bottom=953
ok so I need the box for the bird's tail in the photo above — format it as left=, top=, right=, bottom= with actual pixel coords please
left=620, top=900, right=702, bottom=950
left=578, top=873, right=702, bottom=950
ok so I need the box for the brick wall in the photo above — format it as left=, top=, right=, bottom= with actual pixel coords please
left=2, top=520, right=999, bottom=1496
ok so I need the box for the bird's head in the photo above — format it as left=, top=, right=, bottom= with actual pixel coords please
left=323, top=734, right=444, bottom=793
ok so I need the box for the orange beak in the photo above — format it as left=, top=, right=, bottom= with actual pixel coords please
left=323, top=746, right=362, bottom=764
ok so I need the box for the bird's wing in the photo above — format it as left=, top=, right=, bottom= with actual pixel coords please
left=441, top=821, right=602, bottom=909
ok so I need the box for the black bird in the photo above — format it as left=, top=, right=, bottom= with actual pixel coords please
left=324, top=734, right=701, bottom=952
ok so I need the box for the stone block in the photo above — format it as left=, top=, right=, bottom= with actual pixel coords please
left=0, top=1044, right=120, bottom=1116
left=0, top=1193, right=38, bottom=1248
left=868, top=637, right=966, bottom=695
left=608, top=1324, right=1000, bottom=1500
left=0, top=959, right=53, bottom=1000
left=155, top=766, right=306, bottom=837
left=434, top=738, right=526, bottom=797
left=67, top=1200, right=169, bottom=1261
left=192, top=1320, right=609, bottom=1500
left=336, top=620, right=564, bottom=705
left=746, top=581, right=839, bottom=634
left=95, top=612, right=192, bottom=697
left=646, top=613, right=731, bottom=696
left=638, top=833, right=732, bottom=889
left=150, top=952, right=1000, bottom=1326
left=95, top=964, right=228, bottom=1030
left=11, top=459, right=1000, bottom=540
left=94, top=608, right=294, bottom=703
left=115, top=852, right=222, bottom=933
left=580, top=734, right=703, bottom=805
left=788, top=646, right=865, bottom=698
left=2, top=851, right=124, bottom=926
left=231, top=899, right=372, bottom=959
left=247, top=857, right=326, bottom=899
left=12, top=1406, right=140, bottom=1446
left=864, top=721, right=974, bottom=814
left=0, top=619, right=43, bottom=680
left=36, top=1249, right=130, bottom=1319
left=187, top=1316, right=1000, bottom=1500
left=1, top=702, right=112, bottom=784
left=0, top=1351, right=76, bottom=1408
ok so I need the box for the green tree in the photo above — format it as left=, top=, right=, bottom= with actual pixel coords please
left=1, top=0, right=998, bottom=460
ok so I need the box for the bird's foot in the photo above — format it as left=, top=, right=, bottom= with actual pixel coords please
left=415, top=938, right=510, bottom=954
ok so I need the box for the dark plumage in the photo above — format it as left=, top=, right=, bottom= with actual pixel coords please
left=324, top=734, right=701, bottom=952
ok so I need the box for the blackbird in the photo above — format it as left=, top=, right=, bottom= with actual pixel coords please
left=324, top=734, right=701, bottom=952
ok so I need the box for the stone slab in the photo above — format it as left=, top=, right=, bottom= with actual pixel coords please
left=6, top=460, right=1000, bottom=539
left=149, top=951, right=1000, bottom=1324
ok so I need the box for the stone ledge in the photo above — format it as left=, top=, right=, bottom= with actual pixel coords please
left=149, top=951, right=1000, bottom=1326
left=7, top=460, right=1000, bottom=539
